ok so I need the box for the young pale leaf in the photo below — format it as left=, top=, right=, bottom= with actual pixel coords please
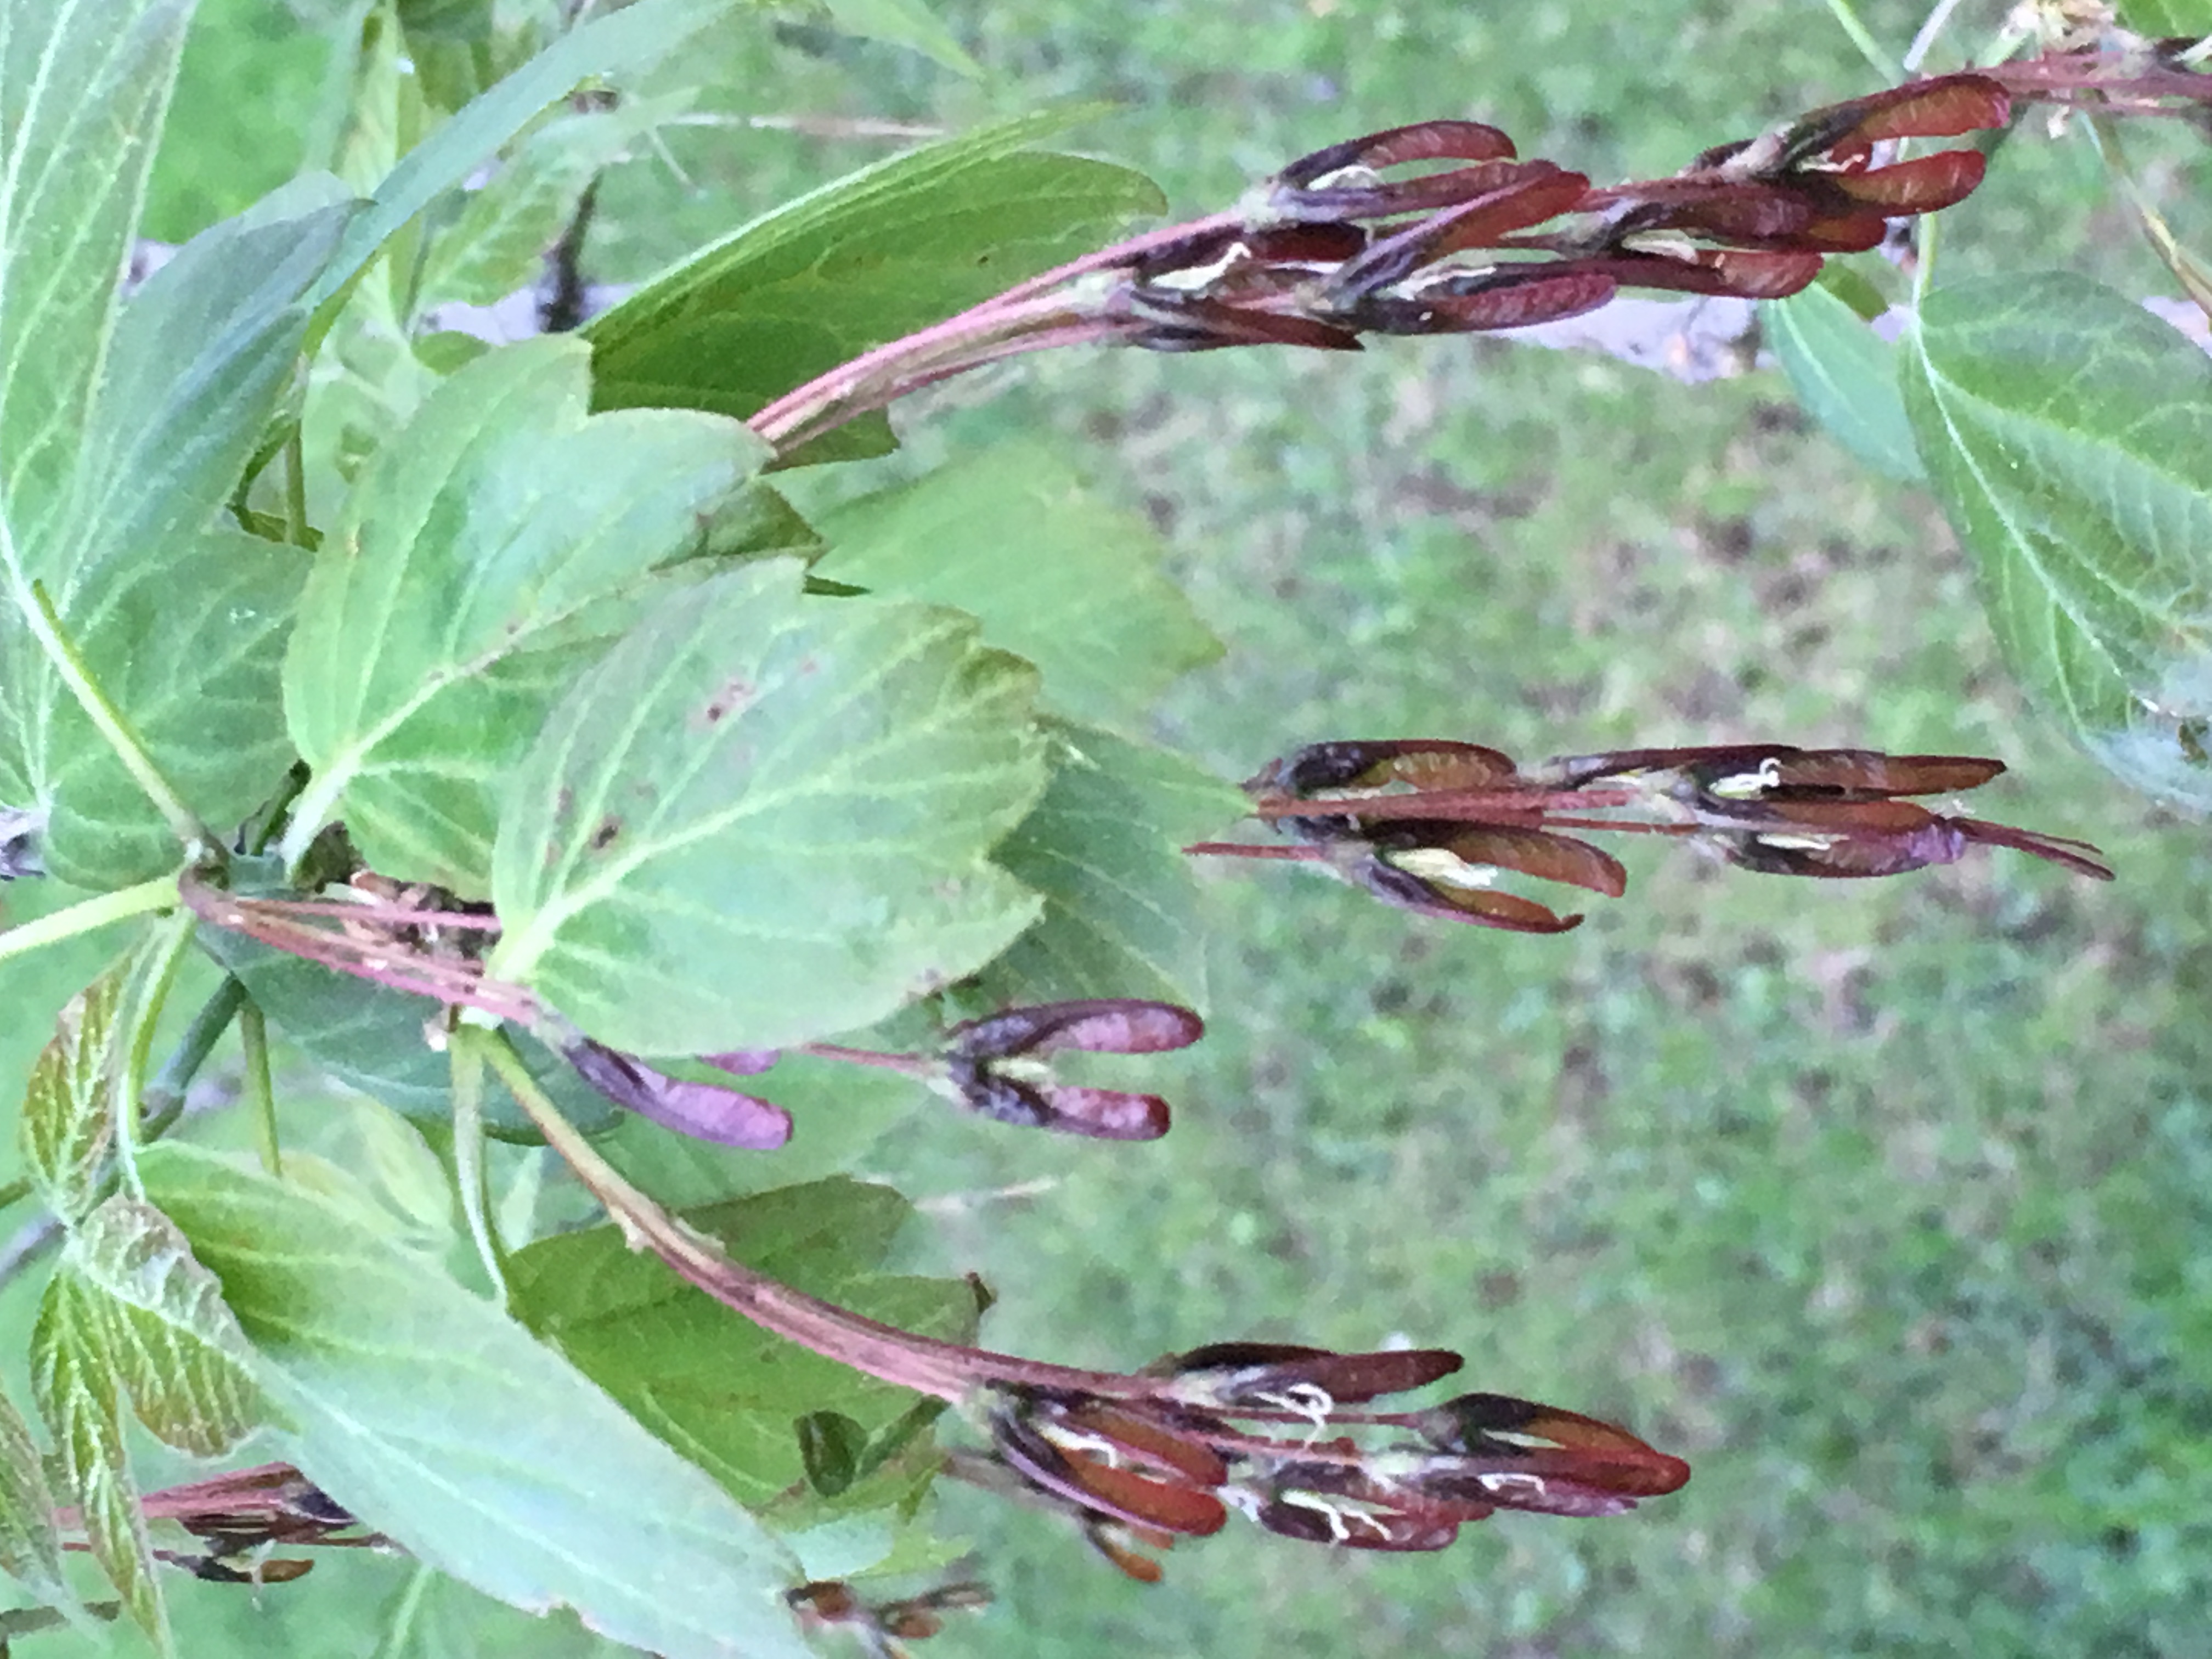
left=1766, top=280, right=1923, bottom=484
left=584, top=111, right=1165, bottom=460
left=139, top=1144, right=812, bottom=1659
left=489, top=560, right=1046, bottom=1054
left=509, top=1180, right=977, bottom=1508
left=196, top=926, right=620, bottom=1138
left=19, top=960, right=128, bottom=1227
left=0, top=1384, right=66, bottom=1603
left=812, top=442, right=1222, bottom=731
left=41, top=527, right=310, bottom=889
left=1902, top=273, right=2212, bottom=812
left=974, top=724, right=1244, bottom=1013
left=0, top=0, right=193, bottom=562
left=65, top=1198, right=266, bottom=1456
left=283, top=336, right=772, bottom=891
left=30, top=1272, right=166, bottom=1650
left=309, top=0, right=746, bottom=325
left=820, top=0, right=984, bottom=76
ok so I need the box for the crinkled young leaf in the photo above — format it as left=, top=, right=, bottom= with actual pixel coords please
left=1902, top=273, right=2212, bottom=812
left=0, top=0, right=193, bottom=562
left=1767, top=279, right=1923, bottom=484
left=509, top=1178, right=976, bottom=1508
left=41, top=527, right=310, bottom=889
left=139, top=1144, right=812, bottom=1659
left=813, top=442, right=1221, bottom=731
left=584, top=111, right=1165, bottom=461
left=65, top=1197, right=266, bottom=1455
left=974, top=724, right=1244, bottom=1013
left=19, top=960, right=128, bottom=1227
left=30, top=1272, right=165, bottom=1649
left=489, top=560, right=1047, bottom=1054
left=283, top=336, right=772, bottom=891
left=0, top=1383, right=65, bottom=1603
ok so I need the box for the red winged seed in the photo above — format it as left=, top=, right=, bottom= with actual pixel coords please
left=1427, top=827, right=1629, bottom=899
left=950, top=1062, right=1057, bottom=1128
left=1812, top=74, right=2011, bottom=149
left=1819, top=148, right=1987, bottom=211
left=1254, top=1497, right=1463, bottom=1550
left=1086, top=1522, right=1170, bottom=1582
left=1323, top=166, right=1591, bottom=296
left=1255, top=738, right=1521, bottom=797
left=1033, top=1085, right=1173, bottom=1142
left=1568, top=247, right=1826, bottom=298
left=560, top=1041, right=793, bottom=1149
left=1362, top=856, right=1584, bottom=933
left=952, top=1000, right=1204, bottom=1060
left=1355, top=269, right=1618, bottom=334
left=1717, top=826, right=1966, bottom=878
left=1152, top=1340, right=1335, bottom=1374
left=1275, top=120, right=1518, bottom=191
left=1049, top=1402, right=1233, bottom=1487
left=1951, top=819, right=2118, bottom=882
left=1755, top=75, right=2011, bottom=173
left=1159, top=1345, right=1464, bottom=1408
left=1585, top=177, right=1818, bottom=240
left=993, top=1407, right=1229, bottom=1535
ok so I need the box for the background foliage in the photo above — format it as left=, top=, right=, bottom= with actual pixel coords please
left=4, top=0, right=2210, bottom=1655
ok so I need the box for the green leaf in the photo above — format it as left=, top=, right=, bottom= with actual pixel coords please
left=1901, top=272, right=2212, bottom=811
left=283, top=336, right=771, bottom=891
left=975, top=723, right=1243, bottom=1012
left=0, top=1383, right=66, bottom=1604
left=19, top=960, right=129, bottom=1227
left=31, top=1271, right=166, bottom=1650
left=489, top=560, right=1047, bottom=1054
left=66, top=182, right=358, bottom=578
left=820, top=0, right=984, bottom=76
left=812, top=442, right=1222, bottom=731
left=10, top=181, right=346, bottom=851
left=2115, top=0, right=2212, bottom=32
left=508, top=1178, right=977, bottom=1509
left=584, top=111, right=1165, bottom=461
left=65, top=1197, right=267, bottom=1456
left=198, top=924, right=620, bottom=1139
left=1767, top=280, right=1925, bottom=485
left=140, top=1144, right=813, bottom=1659
left=0, top=0, right=194, bottom=560
left=41, top=527, right=311, bottom=889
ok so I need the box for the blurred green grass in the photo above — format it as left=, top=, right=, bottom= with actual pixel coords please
left=69, top=1, right=2212, bottom=1654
